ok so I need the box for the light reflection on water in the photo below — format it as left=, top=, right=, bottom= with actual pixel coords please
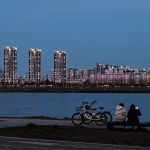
left=0, top=93, right=149, bottom=122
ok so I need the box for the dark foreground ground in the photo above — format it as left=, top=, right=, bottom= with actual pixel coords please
left=0, top=124, right=149, bottom=147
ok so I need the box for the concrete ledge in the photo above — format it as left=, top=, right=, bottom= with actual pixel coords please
left=107, top=121, right=150, bottom=129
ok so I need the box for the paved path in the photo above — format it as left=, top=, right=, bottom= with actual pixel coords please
left=0, top=118, right=150, bottom=130
left=0, top=118, right=73, bottom=128
left=0, top=136, right=149, bottom=150
left=0, top=118, right=103, bottom=128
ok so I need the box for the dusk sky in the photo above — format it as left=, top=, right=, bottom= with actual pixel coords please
left=0, top=0, right=150, bottom=75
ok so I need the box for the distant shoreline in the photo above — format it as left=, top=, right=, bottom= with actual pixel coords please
left=0, top=86, right=150, bottom=93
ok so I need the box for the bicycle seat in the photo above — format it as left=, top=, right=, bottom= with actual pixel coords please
left=90, top=108, right=97, bottom=111
left=99, top=107, right=104, bottom=110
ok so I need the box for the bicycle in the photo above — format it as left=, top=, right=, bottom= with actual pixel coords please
left=71, top=101, right=107, bottom=126
left=81, top=101, right=112, bottom=123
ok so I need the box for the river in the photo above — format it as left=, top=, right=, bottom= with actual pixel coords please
left=0, top=93, right=149, bottom=122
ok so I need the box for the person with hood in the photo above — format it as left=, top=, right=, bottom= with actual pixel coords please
left=127, top=104, right=141, bottom=124
left=115, top=103, right=126, bottom=122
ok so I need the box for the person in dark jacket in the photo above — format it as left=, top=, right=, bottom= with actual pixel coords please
left=127, top=104, right=141, bottom=128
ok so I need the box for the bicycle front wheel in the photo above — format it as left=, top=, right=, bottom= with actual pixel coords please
left=71, top=112, right=83, bottom=126
left=95, top=112, right=107, bottom=126
left=103, top=111, right=112, bottom=122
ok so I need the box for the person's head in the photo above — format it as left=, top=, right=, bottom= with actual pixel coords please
left=119, top=103, right=124, bottom=107
left=130, top=104, right=135, bottom=110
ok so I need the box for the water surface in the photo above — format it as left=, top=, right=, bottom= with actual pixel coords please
left=0, top=93, right=149, bottom=122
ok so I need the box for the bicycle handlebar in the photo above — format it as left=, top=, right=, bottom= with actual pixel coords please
left=81, top=100, right=97, bottom=105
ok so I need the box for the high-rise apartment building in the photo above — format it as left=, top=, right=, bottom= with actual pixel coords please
left=67, top=68, right=79, bottom=81
left=29, top=48, right=41, bottom=83
left=4, top=46, right=17, bottom=84
left=95, top=63, right=105, bottom=74
left=54, top=50, right=67, bottom=83
left=0, top=68, right=4, bottom=83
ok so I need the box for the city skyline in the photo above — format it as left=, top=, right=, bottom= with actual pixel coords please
left=1, top=45, right=150, bottom=77
left=1, top=46, right=150, bottom=86
left=0, top=1, right=150, bottom=75
left=1, top=45, right=150, bottom=87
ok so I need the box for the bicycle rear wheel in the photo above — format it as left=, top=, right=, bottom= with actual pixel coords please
left=72, top=112, right=83, bottom=126
left=103, top=111, right=112, bottom=122
left=95, top=112, right=107, bottom=126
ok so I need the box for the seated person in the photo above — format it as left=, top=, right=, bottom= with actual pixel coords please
left=115, top=103, right=126, bottom=122
left=127, top=104, right=141, bottom=124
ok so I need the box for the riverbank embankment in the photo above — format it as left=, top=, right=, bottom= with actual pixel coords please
left=1, top=86, right=150, bottom=93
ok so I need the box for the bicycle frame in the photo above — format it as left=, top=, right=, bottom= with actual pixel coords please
left=72, top=101, right=107, bottom=126
left=78, top=107, right=103, bottom=121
